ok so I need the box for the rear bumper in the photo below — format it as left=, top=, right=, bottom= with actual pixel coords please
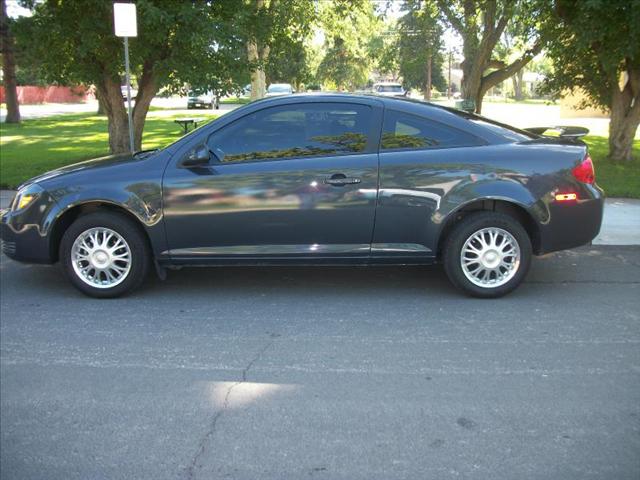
left=537, top=184, right=605, bottom=254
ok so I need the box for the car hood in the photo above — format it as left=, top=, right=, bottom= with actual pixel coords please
left=19, top=153, right=144, bottom=190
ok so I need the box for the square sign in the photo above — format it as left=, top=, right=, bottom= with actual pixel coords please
left=113, top=3, right=137, bottom=37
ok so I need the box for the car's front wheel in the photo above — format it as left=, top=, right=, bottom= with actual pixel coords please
left=443, top=212, right=532, bottom=298
left=60, top=212, right=150, bottom=298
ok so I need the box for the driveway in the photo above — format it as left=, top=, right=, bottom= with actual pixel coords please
left=1, top=245, right=639, bottom=479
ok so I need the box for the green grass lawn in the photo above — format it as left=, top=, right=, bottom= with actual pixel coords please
left=583, top=135, right=640, bottom=198
left=0, top=112, right=219, bottom=188
left=0, top=112, right=638, bottom=197
left=220, top=97, right=251, bottom=105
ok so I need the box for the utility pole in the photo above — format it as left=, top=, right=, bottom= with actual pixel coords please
left=447, top=49, right=452, bottom=99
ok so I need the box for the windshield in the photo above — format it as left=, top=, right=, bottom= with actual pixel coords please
left=188, top=89, right=207, bottom=97
left=377, top=85, right=403, bottom=92
left=268, top=85, right=291, bottom=93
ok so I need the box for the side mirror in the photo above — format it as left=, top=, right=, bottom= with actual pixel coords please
left=181, top=145, right=210, bottom=167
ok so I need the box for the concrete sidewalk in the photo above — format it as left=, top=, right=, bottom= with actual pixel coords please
left=1, top=190, right=638, bottom=245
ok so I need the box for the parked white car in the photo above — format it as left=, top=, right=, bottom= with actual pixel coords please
left=120, top=85, right=137, bottom=101
left=265, top=83, right=294, bottom=97
left=372, top=82, right=406, bottom=97
left=187, top=89, right=219, bottom=109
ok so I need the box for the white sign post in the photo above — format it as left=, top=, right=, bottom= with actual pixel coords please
left=113, top=3, right=138, bottom=154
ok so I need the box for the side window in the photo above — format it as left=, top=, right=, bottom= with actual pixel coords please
left=380, top=110, right=481, bottom=151
left=207, top=103, right=372, bottom=163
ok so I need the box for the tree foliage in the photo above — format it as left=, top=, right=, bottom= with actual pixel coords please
left=266, top=34, right=313, bottom=90
left=380, top=0, right=446, bottom=97
left=540, top=0, right=640, bottom=161
left=316, top=0, right=381, bottom=91
left=236, top=0, right=315, bottom=99
left=435, top=0, right=552, bottom=112
left=13, top=0, right=243, bottom=152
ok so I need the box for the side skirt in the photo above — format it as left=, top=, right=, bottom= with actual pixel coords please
left=157, top=255, right=437, bottom=267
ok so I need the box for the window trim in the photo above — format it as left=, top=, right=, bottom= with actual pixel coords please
left=205, top=101, right=379, bottom=165
left=379, top=109, right=487, bottom=153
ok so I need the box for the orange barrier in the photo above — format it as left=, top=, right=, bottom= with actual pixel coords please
left=0, top=85, right=94, bottom=104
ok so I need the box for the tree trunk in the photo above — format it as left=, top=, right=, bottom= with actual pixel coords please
left=512, top=69, right=524, bottom=101
left=609, top=71, right=640, bottom=161
left=423, top=55, right=432, bottom=101
left=96, top=91, right=105, bottom=115
left=131, top=64, right=158, bottom=150
left=97, top=77, right=133, bottom=154
left=460, top=57, right=483, bottom=108
left=247, top=40, right=269, bottom=100
left=1, top=0, right=21, bottom=123
left=96, top=63, right=158, bottom=155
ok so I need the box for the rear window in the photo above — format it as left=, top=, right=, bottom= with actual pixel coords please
left=438, top=106, right=536, bottom=141
left=380, top=110, right=483, bottom=151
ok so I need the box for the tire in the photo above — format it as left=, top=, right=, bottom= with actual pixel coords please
left=443, top=212, right=532, bottom=298
left=59, top=211, right=150, bottom=298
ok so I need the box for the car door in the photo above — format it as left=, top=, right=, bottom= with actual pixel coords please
left=372, top=108, right=485, bottom=259
left=162, top=99, right=382, bottom=260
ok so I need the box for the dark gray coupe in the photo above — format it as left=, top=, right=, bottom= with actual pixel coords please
left=0, top=94, right=604, bottom=298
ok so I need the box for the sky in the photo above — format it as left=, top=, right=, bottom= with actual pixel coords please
left=6, top=0, right=31, bottom=18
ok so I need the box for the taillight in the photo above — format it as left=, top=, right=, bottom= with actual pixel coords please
left=572, top=154, right=595, bottom=184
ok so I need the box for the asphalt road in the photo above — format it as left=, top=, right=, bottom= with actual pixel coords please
left=1, top=246, right=639, bottom=480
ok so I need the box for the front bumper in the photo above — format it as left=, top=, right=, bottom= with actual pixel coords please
left=0, top=195, right=58, bottom=264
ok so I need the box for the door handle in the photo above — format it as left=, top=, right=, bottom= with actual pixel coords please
left=324, top=174, right=362, bottom=186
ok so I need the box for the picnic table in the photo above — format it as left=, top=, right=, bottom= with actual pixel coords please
left=174, top=117, right=206, bottom=134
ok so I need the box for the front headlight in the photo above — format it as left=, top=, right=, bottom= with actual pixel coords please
left=12, top=184, right=43, bottom=212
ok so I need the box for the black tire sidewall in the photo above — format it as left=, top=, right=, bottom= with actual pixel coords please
left=443, top=212, right=532, bottom=298
left=59, top=212, right=149, bottom=298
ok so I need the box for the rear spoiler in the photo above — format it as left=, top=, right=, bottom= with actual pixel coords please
left=524, top=126, right=589, bottom=139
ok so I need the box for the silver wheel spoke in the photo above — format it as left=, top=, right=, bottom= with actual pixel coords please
left=71, top=227, right=132, bottom=289
left=460, top=227, right=521, bottom=289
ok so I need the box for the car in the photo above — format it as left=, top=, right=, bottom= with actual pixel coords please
left=187, top=89, right=219, bottom=109
left=373, top=82, right=406, bottom=97
left=121, top=84, right=137, bottom=101
left=0, top=94, right=604, bottom=298
left=265, top=83, right=294, bottom=97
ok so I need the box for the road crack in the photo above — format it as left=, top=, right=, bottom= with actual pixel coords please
left=185, top=337, right=276, bottom=480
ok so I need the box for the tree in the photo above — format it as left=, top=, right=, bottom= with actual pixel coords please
left=435, top=0, right=551, bottom=112
left=316, top=0, right=380, bottom=91
left=15, top=1, right=241, bottom=153
left=266, top=35, right=312, bottom=91
left=1, top=0, right=20, bottom=123
left=541, top=0, right=640, bottom=162
left=238, top=0, right=314, bottom=100
left=381, top=0, right=445, bottom=100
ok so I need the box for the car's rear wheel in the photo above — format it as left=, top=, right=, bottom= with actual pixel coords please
left=443, top=212, right=531, bottom=298
left=60, top=212, right=150, bottom=298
